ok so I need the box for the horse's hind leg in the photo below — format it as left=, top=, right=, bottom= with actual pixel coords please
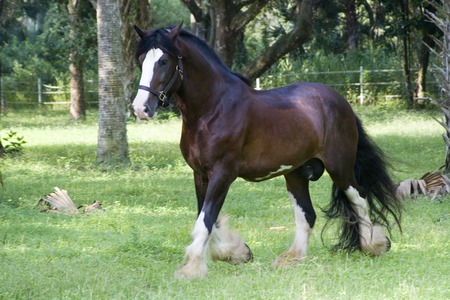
left=343, top=185, right=390, bottom=255
left=273, top=171, right=316, bottom=268
left=328, top=168, right=390, bottom=256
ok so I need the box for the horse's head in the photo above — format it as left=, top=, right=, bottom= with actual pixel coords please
left=132, top=24, right=183, bottom=120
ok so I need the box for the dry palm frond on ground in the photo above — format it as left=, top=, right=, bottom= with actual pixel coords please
left=397, top=172, right=450, bottom=200
left=36, top=187, right=103, bottom=214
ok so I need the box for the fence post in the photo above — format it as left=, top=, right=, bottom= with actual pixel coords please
left=359, top=66, right=364, bottom=105
left=38, top=77, right=42, bottom=104
left=255, top=78, right=260, bottom=90
left=0, top=77, right=4, bottom=112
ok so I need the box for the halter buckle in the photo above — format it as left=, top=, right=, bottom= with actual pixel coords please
left=176, top=65, right=184, bottom=80
left=158, top=91, right=168, bottom=102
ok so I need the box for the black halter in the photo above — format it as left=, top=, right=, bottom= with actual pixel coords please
left=138, top=56, right=183, bottom=108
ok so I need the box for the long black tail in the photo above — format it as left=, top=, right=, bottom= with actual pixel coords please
left=323, top=116, right=402, bottom=252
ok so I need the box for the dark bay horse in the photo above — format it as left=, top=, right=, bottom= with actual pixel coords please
left=132, top=24, right=402, bottom=279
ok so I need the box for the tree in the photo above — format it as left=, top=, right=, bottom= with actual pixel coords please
left=342, top=0, right=358, bottom=49
left=95, top=0, right=129, bottom=165
left=182, top=0, right=313, bottom=81
left=182, top=0, right=270, bottom=67
left=68, top=0, right=86, bottom=120
left=400, top=0, right=414, bottom=107
left=414, top=1, right=439, bottom=107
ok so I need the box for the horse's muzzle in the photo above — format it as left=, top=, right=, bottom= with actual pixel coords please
left=133, top=104, right=156, bottom=120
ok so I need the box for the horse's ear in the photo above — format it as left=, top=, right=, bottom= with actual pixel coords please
left=134, top=25, right=146, bottom=39
left=167, top=22, right=183, bottom=40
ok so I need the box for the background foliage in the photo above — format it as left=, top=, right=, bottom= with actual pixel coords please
left=0, top=0, right=444, bottom=107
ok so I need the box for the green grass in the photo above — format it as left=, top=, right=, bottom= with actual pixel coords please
left=1, top=107, right=449, bottom=299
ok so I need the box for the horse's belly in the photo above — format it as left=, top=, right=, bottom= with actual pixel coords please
left=241, top=164, right=295, bottom=182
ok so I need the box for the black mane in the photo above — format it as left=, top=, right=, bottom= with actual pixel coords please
left=136, top=26, right=252, bottom=86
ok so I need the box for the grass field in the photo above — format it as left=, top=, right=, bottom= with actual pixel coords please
left=0, top=107, right=449, bottom=299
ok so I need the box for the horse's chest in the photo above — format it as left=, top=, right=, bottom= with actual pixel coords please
left=180, top=126, right=235, bottom=173
left=180, top=130, right=209, bottom=171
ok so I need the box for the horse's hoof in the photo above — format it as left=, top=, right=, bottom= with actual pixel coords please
left=360, top=225, right=390, bottom=256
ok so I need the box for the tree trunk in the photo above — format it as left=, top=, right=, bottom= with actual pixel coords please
left=120, top=0, right=152, bottom=116
left=96, top=0, right=129, bottom=165
left=181, top=0, right=312, bottom=80
left=343, top=0, right=358, bottom=50
left=181, top=0, right=211, bottom=41
left=415, top=39, right=430, bottom=107
left=400, top=0, right=414, bottom=108
left=415, top=3, right=437, bottom=108
left=183, top=0, right=270, bottom=68
left=68, top=0, right=86, bottom=120
left=210, top=0, right=238, bottom=66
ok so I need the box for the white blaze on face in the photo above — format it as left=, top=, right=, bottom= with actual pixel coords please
left=133, top=48, right=164, bottom=119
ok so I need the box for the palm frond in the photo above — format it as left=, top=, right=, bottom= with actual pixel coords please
left=397, top=172, right=450, bottom=200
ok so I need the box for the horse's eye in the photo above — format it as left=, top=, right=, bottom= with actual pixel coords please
left=159, top=59, right=168, bottom=66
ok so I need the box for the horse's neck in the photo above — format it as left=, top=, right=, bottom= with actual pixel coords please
left=176, top=61, right=226, bottom=117
left=175, top=39, right=250, bottom=123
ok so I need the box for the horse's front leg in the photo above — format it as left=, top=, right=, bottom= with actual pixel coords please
left=193, top=172, right=208, bottom=216
left=175, top=169, right=237, bottom=279
left=208, top=214, right=253, bottom=265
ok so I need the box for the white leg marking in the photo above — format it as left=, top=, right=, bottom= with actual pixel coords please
left=288, top=192, right=311, bottom=257
left=345, top=186, right=371, bottom=223
left=209, top=215, right=252, bottom=264
left=175, top=211, right=209, bottom=279
left=272, top=192, right=311, bottom=268
left=132, top=49, right=164, bottom=118
left=345, top=186, right=389, bottom=255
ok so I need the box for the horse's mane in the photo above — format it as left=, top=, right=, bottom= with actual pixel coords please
left=136, top=28, right=180, bottom=59
left=136, top=26, right=252, bottom=86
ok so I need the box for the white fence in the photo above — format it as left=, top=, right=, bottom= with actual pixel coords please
left=0, top=77, right=98, bottom=110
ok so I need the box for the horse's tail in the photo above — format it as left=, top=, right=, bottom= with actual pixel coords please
left=323, top=116, right=402, bottom=252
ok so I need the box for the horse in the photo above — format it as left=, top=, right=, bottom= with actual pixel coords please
left=131, top=23, right=402, bottom=279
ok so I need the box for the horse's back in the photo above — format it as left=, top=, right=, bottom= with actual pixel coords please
left=250, top=81, right=356, bottom=135
left=259, top=82, right=353, bottom=113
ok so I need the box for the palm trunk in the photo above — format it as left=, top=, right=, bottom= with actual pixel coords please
left=96, top=0, right=129, bottom=165
left=120, top=0, right=152, bottom=116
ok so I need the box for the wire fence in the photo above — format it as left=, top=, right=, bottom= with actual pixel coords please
left=0, top=67, right=442, bottom=109
left=0, top=77, right=99, bottom=110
